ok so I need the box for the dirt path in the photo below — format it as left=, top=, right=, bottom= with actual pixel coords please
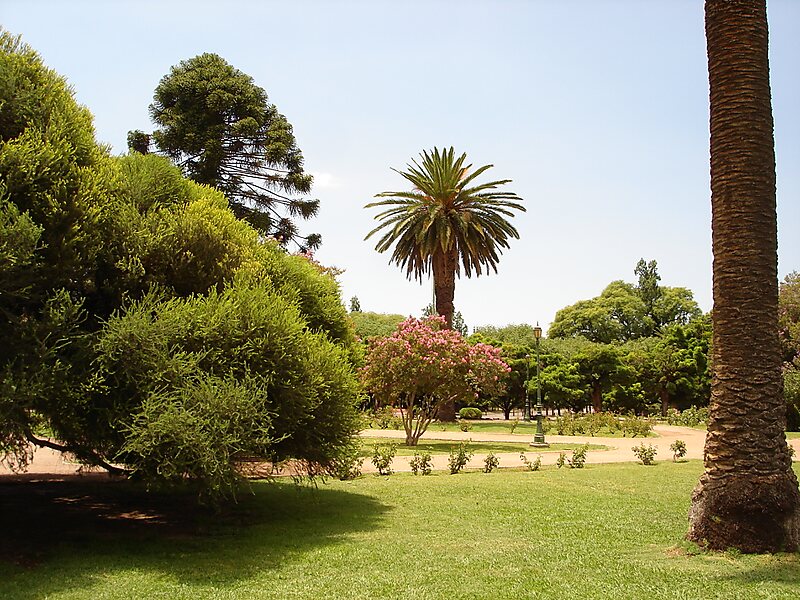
left=360, top=425, right=800, bottom=473
left=2, top=426, right=797, bottom=477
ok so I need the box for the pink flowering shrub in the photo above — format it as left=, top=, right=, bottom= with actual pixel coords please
left=361, top=316, right=510, bottom=445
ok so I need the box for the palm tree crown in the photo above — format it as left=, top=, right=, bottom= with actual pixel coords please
left=365, top=147, right=525, bottom=282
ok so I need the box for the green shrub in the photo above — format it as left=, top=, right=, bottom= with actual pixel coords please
left=670, top=439, right=687, bottom=462
left=96, top=280, right=362, bottom=501
left=371, top=443, right=397, bottom=476
left=409, top=450, right=433, bottom=475
left=666, top=406, right=709, bottom=427
left=509, top=418, right=520, bottom=434
left=483, top=452, right=500, bottom=473
left=372, top=406, right=394, bottom=429
left=568, top=444, right=589, bottom=468
left=520, top=452, right=541, bottom=471
left=632, top=443, right=658, bottom=465
left=459, top=407, right=483, bottom=420
left=448, top=442, right=474, bottom=474
left=620, top=416, right=653, bottom=437
left=327, top=442, right=364, bottom=480
left=458, top=419, right=473, bottom=432
left=556, top=452, right=566, bottom=469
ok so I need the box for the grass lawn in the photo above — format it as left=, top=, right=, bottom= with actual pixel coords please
left=1, top=463, right=798, bottom=599
left=358, top=437, right=606, bottom=456
left=786, top=431, right=800, bottom=439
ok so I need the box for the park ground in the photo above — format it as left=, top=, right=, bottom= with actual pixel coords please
left=1, top=426, right=799, bottom=599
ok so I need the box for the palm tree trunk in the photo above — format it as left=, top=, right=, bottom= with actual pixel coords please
left=687, top=0, right=800, bottom=553
left=432, top=248, right=457, bottom=329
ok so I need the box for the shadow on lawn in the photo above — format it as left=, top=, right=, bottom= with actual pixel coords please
left=0, top=473, right=389, bottom=598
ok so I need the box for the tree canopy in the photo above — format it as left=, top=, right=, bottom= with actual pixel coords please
left=137, top=53, right=320, bottom=251
left=366, top=147, right=524, bottom=328
left=549, top=260, right=702, bottom=343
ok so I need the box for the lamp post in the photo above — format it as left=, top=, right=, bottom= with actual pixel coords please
left=524, top=354, right=531, bottom=421
left=532, top=323, right=548, bottom=446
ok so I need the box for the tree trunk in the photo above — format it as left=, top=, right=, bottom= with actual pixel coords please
left=659, top=387, right=670, bottom=417
left=432, top=247, right=458, bottom=420
left=688, top=0, right=800, bottom=553
left=591, top=382, right=602, bottom=413
left=432, top=247, right=457, bottom=329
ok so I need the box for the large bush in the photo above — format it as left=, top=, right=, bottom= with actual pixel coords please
left=0, top=32, right=361, bottom=500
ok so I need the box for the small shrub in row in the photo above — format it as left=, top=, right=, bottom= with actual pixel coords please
left=448, top=442, right=474, bottom=474
left=372, top=443, right=397, bottom=475
left=632, top=443, right=657, bottom=465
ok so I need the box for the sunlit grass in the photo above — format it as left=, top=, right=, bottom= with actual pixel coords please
left=1, top=463, right=798, bottom=599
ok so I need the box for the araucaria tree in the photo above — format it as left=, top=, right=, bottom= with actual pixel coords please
left=139, top=53, right=320, bottom=250
left=362, top=316, right=509, bottom=445
left=687, top=0, right=800, bottom=552
left=366, top=147, right=525, bottom=328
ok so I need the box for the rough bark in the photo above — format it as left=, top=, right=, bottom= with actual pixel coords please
left=432, top=248, right=457, bottom=329
left=591, top=382, right=602, bottom=414
left=660, top=388, right=670, bottom=417
left=688, top=0, right=800, bottom=553
left=432, top=247, right=458, bottom=420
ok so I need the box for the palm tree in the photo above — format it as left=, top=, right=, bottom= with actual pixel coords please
left=365, top=147, right=525, bottom=329
left=687, top=0, right=800, bottom=552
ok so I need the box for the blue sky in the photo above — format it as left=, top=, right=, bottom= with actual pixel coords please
left=3, top=0, right=798, bottom=330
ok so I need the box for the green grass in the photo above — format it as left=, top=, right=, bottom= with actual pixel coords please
left=786, top=431, right=800, bottom=439
left=358, top=437, right=607, bottom=456
left=1, top=463, right=798, bottom=599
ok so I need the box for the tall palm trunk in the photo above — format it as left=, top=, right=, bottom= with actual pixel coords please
left=687, top=0, right=800, bottom=552
left=432, top=247, right=458, bottom=420
left=432, top=247, right=457, bottom=329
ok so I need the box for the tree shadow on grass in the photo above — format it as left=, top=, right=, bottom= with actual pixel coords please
left=0, top=472, right=389, bottom=599
left=715, top=554, right=800, bottom=588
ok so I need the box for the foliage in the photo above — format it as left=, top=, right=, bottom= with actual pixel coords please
left=349, top=311, right=406, bottom=341
left=632, top=443, right=658, bottom=465
left=361, top=316, right=509, bottom=445
left=567, top=444, right=589, bottom=468
left=670, top=440, right=687, bottom=462
left=666, top=406, right=709, bottom=427
left=549, top=260, right=702, bottom=343
left=371, top=443, right=397, bottom=476
left=370, top=406, right=402, bottom=430
left=145, top=53, right=319, bottom=250
left=95, top=280, right=362, bottom=499
left=483, top=452, right=500, bottom=473
left=448, top=441, right=474, bottom=474
left=409, top=450, right=433, bottom=475
left=459, top=407, right=483, bottom=419
left=780, top=273, right=800, bottom=430
left=520, top=452, right=542, bottom=471
left=0, top=35, right=362, bottom=501
left=327, top=444, right=364, bottom=480
left=458, top=419, right=473, bottom=432
left=424, top=302, right=468, bottom=336
left=556, top=452, right=567, bottom=468
left=366, top=147, right=524, bottom=328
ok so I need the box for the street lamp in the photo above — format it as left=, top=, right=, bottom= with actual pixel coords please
left=531, top=323, right=549, bottom=447
left=524, top=354, right=531, bottom=421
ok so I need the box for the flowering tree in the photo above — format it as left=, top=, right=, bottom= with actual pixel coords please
left=362, top=316, right=509, bottom=445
